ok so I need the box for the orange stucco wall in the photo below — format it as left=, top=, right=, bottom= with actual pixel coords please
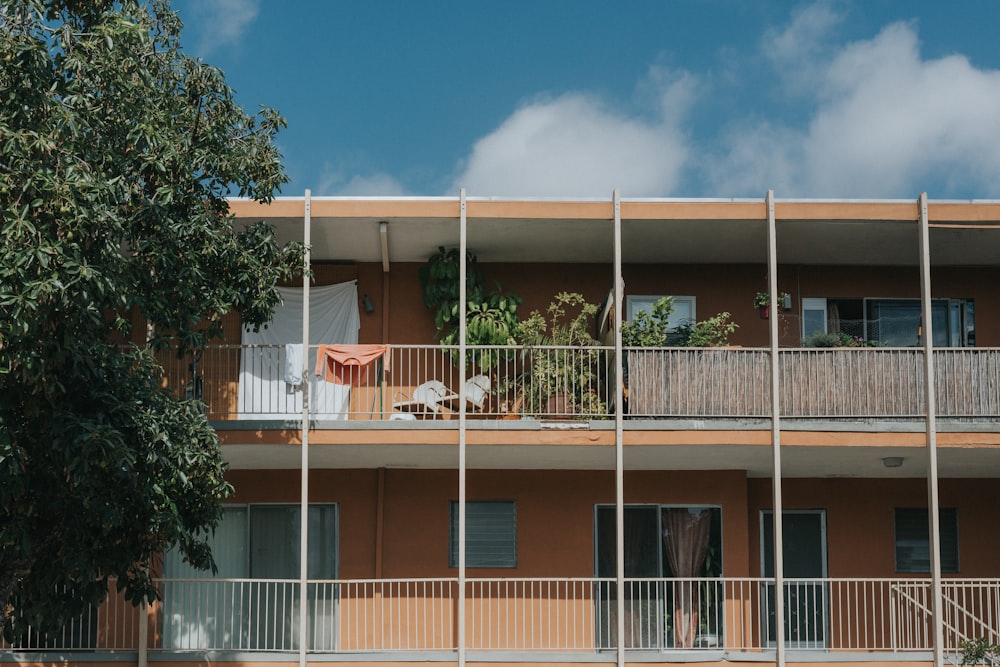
left=225, top=469, right=752, bottom=579
left=198, top=254, right=1000, bottom=349
left=321, top=260, right=1000, bottom=348
left=225, top=469, right=999, bottom=581
left=747, top=478, right=1000, bottom=578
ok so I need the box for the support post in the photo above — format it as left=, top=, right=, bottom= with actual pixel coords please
left=458, top=188, right=468, bottom=667
left=767, top=190, right=786, bottom=667
left=137, top=602, right=148, bottom=667
left=612, top=190, right=625, bottom=667
left=299, top=190, right=311, bottom=667
left=918, top=192, right=945, bottom=667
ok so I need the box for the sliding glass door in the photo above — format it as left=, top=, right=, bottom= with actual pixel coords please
left=162, top=504, right=337, bottom=650
left=595, top=505, right=723, bottom=650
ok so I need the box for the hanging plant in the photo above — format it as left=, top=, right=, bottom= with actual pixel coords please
left=418, top=246, right=522, bottom=366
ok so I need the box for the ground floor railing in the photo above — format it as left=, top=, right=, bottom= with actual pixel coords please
left=0, top=582, right=140, bottom=652
left=8, top=577, right=997, bottom=657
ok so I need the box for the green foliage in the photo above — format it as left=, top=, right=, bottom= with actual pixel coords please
left=0, top=0, right=302, bottom=639
left=516, top=292, right=608, bottom=417
left=621, top=297, right=738, bottom=348
left=677, top=312, right=739, bottom=347
left=754, top=291, right=790, bottom=309
left=621, top=296, right=674, bottom=347
left=802, top=331, right=880, bottom=348
left=418, top=247, right=522, bottom=356
left=960, top=637, right=1000, bottom=666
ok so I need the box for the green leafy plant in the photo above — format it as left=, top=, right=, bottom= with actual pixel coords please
left=676, top=312, right=739, bottom=347
left=0, top=0, right=301, bottom=639
left=621, top=297, right=739, bottom=348
left=621, top=296, right=675, bottom=347
left=418, top=247, right=521, bottom=370
left=961, top=637, right=1000, bottom=666
left=516, top=292, right=608, bottom=417
left=802, top=331, right=880, bottom=348
left=753, top=291, right=791, bottom=309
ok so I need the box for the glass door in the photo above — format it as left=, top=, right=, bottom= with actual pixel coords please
left=761, top=510, right=827, bottom=648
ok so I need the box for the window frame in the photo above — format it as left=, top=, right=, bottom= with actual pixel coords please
left=449, top=500, right=517, bottom=569
left=893, top=507, right=959, bottom=573
left=626, top=295, right=697, bottom=330
left=592, top=503, right=723, bottom=578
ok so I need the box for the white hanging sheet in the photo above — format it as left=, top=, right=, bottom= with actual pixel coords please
left=237, top=281, right=360, bottom=419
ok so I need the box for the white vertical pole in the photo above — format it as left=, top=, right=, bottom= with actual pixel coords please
left=767, top=190, right=786, bottom=667
left=458, top=188, right=468, bottom=667
left=299, top=190, right=311, bottom=667
left=138, top=602, right=148, bottom=667
left=612, top=190, right=625, bottom=667
left=918, top=192, right=944, bottom=667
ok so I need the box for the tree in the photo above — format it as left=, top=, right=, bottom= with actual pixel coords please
left=0, top=0, right=304, bottom=640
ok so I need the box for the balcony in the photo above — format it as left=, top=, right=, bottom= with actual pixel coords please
left=154, top=345, right=1000, bottom=423
left=5, top=578, right=998, bottom=660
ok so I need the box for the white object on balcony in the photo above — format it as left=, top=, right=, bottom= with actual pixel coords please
left=393, top=380, right=455, bottom=416
left=238, top=281, right=359, bottom=420
left=283, top=343, right=303, bottom=386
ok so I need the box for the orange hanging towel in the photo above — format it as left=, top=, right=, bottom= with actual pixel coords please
left=315, top=344, right=390, bottom=386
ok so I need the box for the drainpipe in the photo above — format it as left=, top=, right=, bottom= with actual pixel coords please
left=299, top=190, right=311, bottom=667
left=917, top=192, right=944, bottom=667
left=380, top=221, right=390, bottom=345
left=612, top=190, right=625, bottom=667
left=458, top=188, right=467, bottom=667
left=767, top=190, right=787, bottom=667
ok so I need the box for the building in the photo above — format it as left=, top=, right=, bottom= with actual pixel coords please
left=5, top=192, right=1000, bottom=667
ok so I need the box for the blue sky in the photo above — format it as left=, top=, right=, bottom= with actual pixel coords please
left=172, top=0, right=1000, bottom=199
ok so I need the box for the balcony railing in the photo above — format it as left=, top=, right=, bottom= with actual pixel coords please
left=9, top=578, right=998, bottom=657
left=151, top=344, right=1000, bottom=422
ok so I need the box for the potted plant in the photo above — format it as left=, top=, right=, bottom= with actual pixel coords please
left=753, top=291, right=790, bottom=319
left=802, top=331, right=880, bottom=348
left=516, top=292, right=607, bottom=418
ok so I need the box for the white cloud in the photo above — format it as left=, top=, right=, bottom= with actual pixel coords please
left=449, top=71, right=696, bottom=197
left=316, top=167, right=407, bottom=196
left=189, top=0, right=260, bottom=55
left=764, top=0, right=842, bottom=92
left=707, top=5, right=1000, bottom=198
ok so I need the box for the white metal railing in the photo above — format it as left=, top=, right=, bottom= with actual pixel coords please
left=143, top=577, right=1000, bottom=654
left=0, top=582, right=139, bottom=652
left=152, top=344, right=1000, bottom=421
left=7, top=577, right=999, bottom=655
left=312, top=579, right=457, bottom=652
left=467, top=578, right=610, bottom=651
left=157, top=343, right=616, bottom=421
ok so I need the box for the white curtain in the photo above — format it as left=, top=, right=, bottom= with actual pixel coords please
left=238, top=281, right=360, bottom=419
left=162, top=508, right=249, bottom=649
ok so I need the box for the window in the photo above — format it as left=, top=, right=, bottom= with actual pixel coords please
left=161, top=503, right=338, bottom=650
left=449, top=501, right=516, bottom=568
left=894, top=508, right=959, bottom=573
left=626, top=295, right=696, bottom=331
left=801, top=297, right=975, bottom=347
left=164, top=503, right=338, bottom=579
left=595, top=505, right=723, bottom=578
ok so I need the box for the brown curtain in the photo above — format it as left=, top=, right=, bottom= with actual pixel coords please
left=662, top=508, right=712, bottom=648
left=827, top=302, right=840, bottom=334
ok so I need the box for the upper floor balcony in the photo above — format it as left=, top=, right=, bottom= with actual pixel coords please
left=157, top=343, right=1000, bottom=425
